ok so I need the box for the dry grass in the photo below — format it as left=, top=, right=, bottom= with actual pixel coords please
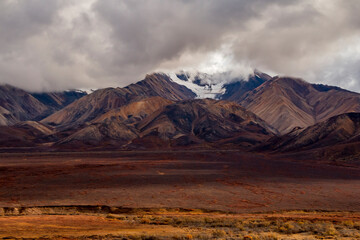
left=0, top=208, right=360, bottom=239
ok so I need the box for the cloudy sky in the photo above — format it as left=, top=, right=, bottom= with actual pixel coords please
left=0, top=0, right=360, bottom=92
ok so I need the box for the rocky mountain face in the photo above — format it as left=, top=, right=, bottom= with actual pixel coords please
left=31, top=91, right=87, bottom=112
left=259, top=112, right=360, bottom=161
left=92, top=96, right=174, bottom=123
left=0, top=85, right=86, bottom=126
left=262, top=112, right=360, bottom=152
left=1, top=71, right=360, bottom=156
left=55, top=98, right=276, bottom=150
left=0, top=121, right=54, bottom=147
left=0, top=84, right=49, bottom=125
left=57, top=97, right=174, bottom=148
left=170, top=71, right=360, bottom=135
left=239, top=76, right=360, bottom=134
left=42, top=73, right=196, bottom=128
left=0, top=106, right=17, bottom=126
left=221, top=71, right=272, bottom=102
left=134, top=98, right=276, bottom=149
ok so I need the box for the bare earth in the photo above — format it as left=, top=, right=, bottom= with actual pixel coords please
left=0, top=150, right=359, bottom=212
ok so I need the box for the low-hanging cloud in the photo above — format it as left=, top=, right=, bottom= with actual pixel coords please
left=0, top=0, right=359, bottom=92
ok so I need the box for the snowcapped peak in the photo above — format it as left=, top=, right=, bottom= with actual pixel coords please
left=167, top=69, right=270, bottom=100
left=175, top=71, right=191, bottom=81
left=169, top=71, right=226, bottom=99
left=76, top=88, right=96, bottom=94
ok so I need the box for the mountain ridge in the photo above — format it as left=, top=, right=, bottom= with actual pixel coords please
left=0, top=84, right=87, bottom=126
left=0, top=84, right=49, bottom=125
left=260, top=112, right=360, bottom=154
left=41, top=73, right=196, bottom=128
left=0, top=71, right=360, bottom=158
left=54, top=98, right=276, bottom=150
left=238, top=76, right=360, bottom=134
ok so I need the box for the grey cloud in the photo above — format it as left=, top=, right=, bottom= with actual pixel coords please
left=0, top=0, right=60, bottom=50
left=91, top=0, right=298, bottom=83
left=231, top=0, right=360, bottom=84
left=0, top=0, right=359, bottom=92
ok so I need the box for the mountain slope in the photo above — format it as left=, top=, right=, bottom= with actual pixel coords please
left=0, top=84, right=49, bottom=125
left=42, top=73, right=195, bottom=128
left=92, top=96, right=174, bottom=123
left=221, top=71, right=272, bottom=102
left=126, top=73, right=195, bottom=101
left=261, top=112, right=360, bottom=152
left=31, top=90, right=87, bottom=111
left=0, top=106, right=17, bottom=126
left=0, top=85, right=86, bottom=126
left=0, top=121, right=53, bottom=147
left=57, top=120, right=138, bottom=148
left=240, top=77, right=360, bottom=134
left=56, top=97, right=174, bottom=148
left=135, top=99, right=277, bottom=148
left=56, top=98, right=276, bottom=150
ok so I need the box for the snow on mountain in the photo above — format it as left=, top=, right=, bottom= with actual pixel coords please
left=169, top=72, right=226, bottom=99
left=77, top=88, right=96, bottom=94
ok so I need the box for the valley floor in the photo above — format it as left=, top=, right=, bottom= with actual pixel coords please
left=0, top=150, right=359, bottom=239
left=0, top=151, right=359, bottom=212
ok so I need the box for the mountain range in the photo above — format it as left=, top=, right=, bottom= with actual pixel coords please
left=0, top=84, right=86, bottom=126
left=1, top=71, right=360, bottom=159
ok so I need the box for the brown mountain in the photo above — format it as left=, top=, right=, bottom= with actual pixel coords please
left=2, top=71, right=360, bottom=153
left=133, top=98, right=277, bottom=149
left=0, top=121, right=54, bottom=147
left=57, top=97, right=174, bottom=148
left=239, top=76, right=360, bottom=134
left=221, top=71, right=272, bottom=102
left=57, top=120, right=138, bottom=149
left=0, top=106, right=17, bottom=126
left=31, top=90, right=87, bottom=112
left=0, top=84, right=49, bottom=125
left=42, top=73, right=196, bottom=128
left=92, top=96, right=174, bottom=123
left=0, top=85, right=87, bottom=126
left=261, top=112, right=360, bottom=152
left=55, top=98, right=276, bottom=150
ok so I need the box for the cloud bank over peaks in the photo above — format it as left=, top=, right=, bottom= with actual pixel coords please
left=0, top=0, right=359, bottom=92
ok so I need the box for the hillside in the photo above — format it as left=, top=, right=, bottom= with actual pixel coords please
left=42, top=73, right=196, bottom=128
left=31, top=90, right=87, bottom=111
left=240, top=77, right=360, bottom=134
left=0, top=85, right=49, bottom=125
left=261, top=112, right=360, bottom=152
left=0, top=85, right=87, bottom=126
left=56, top=98, right=276, bottom=150
left=133, top=98, right=277, bottom=149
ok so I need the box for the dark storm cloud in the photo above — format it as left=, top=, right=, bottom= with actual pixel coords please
left=0, top=0, right=359, bottom=92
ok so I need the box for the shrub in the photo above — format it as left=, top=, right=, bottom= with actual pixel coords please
left=343, top=220, right=355, bottom=228
left=277, top=222, right=295, bottom=234
left=243, top=236, right=253, bottom=240
left=261, top=233, right=278, bottom=240
left=212, top=229, right=227, bottom=238
left=311, top=222, right=338, bottom=236
left=186, top=234, right=193, bottom=239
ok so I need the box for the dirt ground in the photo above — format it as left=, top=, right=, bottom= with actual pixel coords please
left=0, top=150, right=360, bottom=213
